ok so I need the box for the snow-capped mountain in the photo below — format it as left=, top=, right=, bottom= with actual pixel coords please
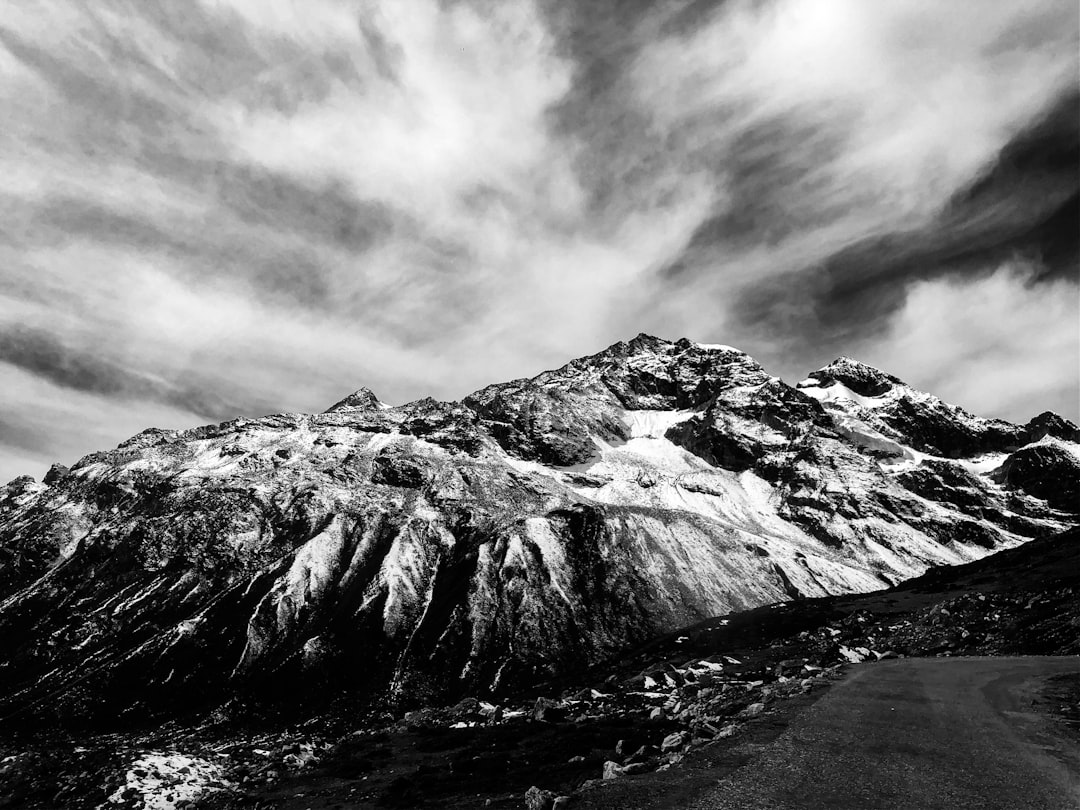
left=0, top=335, right=1076, bottom=723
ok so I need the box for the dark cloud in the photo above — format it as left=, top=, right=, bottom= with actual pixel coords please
left=729, top=88, right=1080, bottom=357
left=0, top=326, right=239, bottom=419
left=0, top=327, right=135, bottom=398
left=0, top=414, right=54, bottom=456
left=211, top=165, right=401, bottom=255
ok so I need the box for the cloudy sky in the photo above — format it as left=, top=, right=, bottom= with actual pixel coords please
left=1, top=0, right=1077, bottom=482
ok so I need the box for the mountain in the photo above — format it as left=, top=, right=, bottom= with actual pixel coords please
left=0, top=334, right=1076, bottom=725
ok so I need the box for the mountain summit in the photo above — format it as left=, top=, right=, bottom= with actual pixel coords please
left=0, top=335, right=1076, bottom=723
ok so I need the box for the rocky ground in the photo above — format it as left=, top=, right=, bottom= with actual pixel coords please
left=1, top=527, right=1075, bottom=810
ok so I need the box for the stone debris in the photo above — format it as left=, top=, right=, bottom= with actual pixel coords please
left=525, top=785, right=559, bottom=809
left=100, top=752, right=231, bottom=810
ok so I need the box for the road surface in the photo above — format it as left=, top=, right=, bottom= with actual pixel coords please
left=694, top=656, right=1080, bottom=810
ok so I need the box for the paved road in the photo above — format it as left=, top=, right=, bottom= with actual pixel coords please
left=694, top=656, right=1080, bottom=810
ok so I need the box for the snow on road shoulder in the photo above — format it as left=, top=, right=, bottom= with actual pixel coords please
left=101, top=752, right=231, bottom=810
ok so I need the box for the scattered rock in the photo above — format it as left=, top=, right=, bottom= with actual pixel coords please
left=740, top=702, right=765, bottom=718
left=533, top=698, right=568, bottom=723
left=525, top=785, right=558, bottom=810
left=660, top=732, right=688, bottom=754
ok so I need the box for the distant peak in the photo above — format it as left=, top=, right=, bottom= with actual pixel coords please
left=1024, top=411, right=1080, bottom=444
left=604, top=334, right=748, bottom=358
left=625, top=332, right=670, bottom=351
left=324, top=386, right=382, bottom=413
left=804, top=357, right=907, bottom=398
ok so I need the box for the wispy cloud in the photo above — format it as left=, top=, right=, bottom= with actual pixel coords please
left=858, top=262, right=1080, bottom=421
left=0, top=0, right=1076, bottom=482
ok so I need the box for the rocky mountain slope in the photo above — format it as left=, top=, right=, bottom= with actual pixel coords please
left=0, top=334, right=1076, bottom=724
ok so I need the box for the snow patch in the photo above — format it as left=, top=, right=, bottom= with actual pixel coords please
left=958, top=453, right=1007, bottom=475
left=798, top=381, right=888, bottom=409
left=523, top=518, right=574, bottom=605
left=101, top=752, right=230, bottom=809
left=1030, top=434, right=1080, bottom=462
left=623, top=409, right=696, bottom=439
left=694, top=343, right=743, bottom=353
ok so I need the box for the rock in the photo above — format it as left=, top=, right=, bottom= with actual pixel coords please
left=282, top=749, right=317, bottom=771
left=636, top=471, right=658, bottom=488
left=525, top=785, right=558, bottom=810
left=403, top=709, right=437, bottom=729
left=602, top=761, right=624, bottom=780
left=660, top=732, right=688, bottom=754
left=626, top=744, right=659, bottom=764
left=994, top=444, right=1080, bottom=513
left=449, top=697, right=480, bottom=718
left=371, top=450, right=428, bottom=488
left=533, top=698, right=568, bottom=723
left=552, top=797, right=573, bottom=809
left=838, top=646, right=870, bottom=663
left=649, top=707, right=665, bottom=721
left=42, top=464, right=69, bottom=485
left=741, top=702, right=765, bottom=718
left=775, top=658, right=803, bottom=677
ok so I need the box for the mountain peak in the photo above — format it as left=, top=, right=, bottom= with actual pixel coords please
left=324, top=386, right=382, bottom=413
left=1024, top=411, right=1080, bottom=444
left=805, top=356, right=908, bottom=398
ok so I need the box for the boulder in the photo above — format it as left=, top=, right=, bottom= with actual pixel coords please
left=660, top=732, right=688, bottom=754
left=533, top=698, right=568, bottom=723
left=740, top=702, right=765, bottom=718
left=525, top=786, right=558, bottom=810
left=602, top=761, right=624, bottom=780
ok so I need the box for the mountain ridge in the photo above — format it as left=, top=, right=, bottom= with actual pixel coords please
left=0, top=334, right=1076, bottom=725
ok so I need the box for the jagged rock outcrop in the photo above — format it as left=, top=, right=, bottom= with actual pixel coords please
left=0, top=335, right=1076, bottom=724
left=798, top=358, right=1075, bottom=458
left=993, top=444, right=1080, bottom=513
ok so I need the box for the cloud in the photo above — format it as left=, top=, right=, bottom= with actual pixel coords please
left=0, top=0, right=1076, bottom=483
left=852, top=263, right=1080, bottom=422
